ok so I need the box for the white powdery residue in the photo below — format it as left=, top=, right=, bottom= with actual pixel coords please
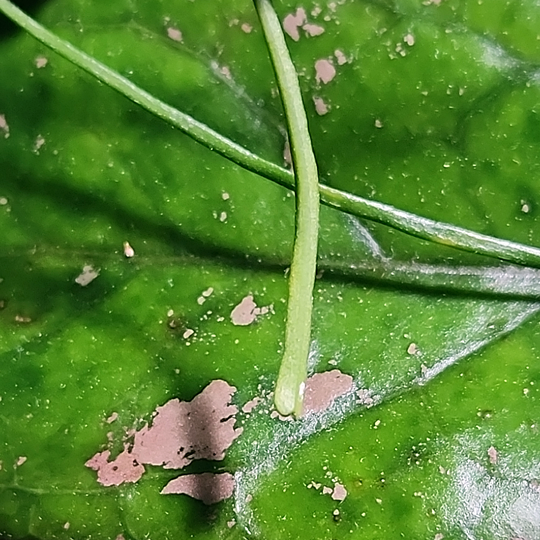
left=283, top=139, right=292, bottom=167
left=220, top=66, right=232, bottom=80
left=403, top=33, right=415, bottom=46
left=75, top=265, right=99, bottom=286
left=332, top=482, right=348, bottom=501
left=32, top=135, right=46, bottom=154
left=161, top=472, right=235, bottom=504
left=167, top=27, right=183, bottom=42
left=487, top=446, right=498, bottom=464
left=106, top=412, right=118, bottom=424
left=283, top=8, right=307, bottom=41
left=33, top=135, right=45, bottom=153
left=182, top=328, right=195, bottom=339
left=302, top=369, right=353, bottom=415
left=0, top=114, right=10, bottom=139
left=303, top=23, right=324, bottom=37
left=86, top=380, right=243, bottom=490
left=123, top=241, right=135, bottom=258
left=334, top=49, right=347, bottom=65
left=35, top=56, right=48, bottom=68
left=313, top=96, right=329, bottom=115
left=242, top=396, right=262, bottom=414
left=230, top=295, right=273, bottom=326
left=315, top=58, right=336, bottom=84
left=202, top=287, right=214, bottom=298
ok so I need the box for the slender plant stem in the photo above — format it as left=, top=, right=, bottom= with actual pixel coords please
left=2, top=0, right=540, bottom=271
left=254, top=0, right=319, bottom=417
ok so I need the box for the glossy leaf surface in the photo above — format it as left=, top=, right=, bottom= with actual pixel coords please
left=1, top=0, right=540, bottom=538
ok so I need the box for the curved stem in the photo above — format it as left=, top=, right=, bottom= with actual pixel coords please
left=254, top=0, right=319, bottom=417
left=2, top=0, right=540, bottom=270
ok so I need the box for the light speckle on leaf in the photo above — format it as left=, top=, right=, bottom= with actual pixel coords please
left=167, top=27, right=183, bottom=42
left=220, top=66, right=232, bottom=80
left=375, top=119, right=383, bottom=129
left=334, top=49, right=347, bottom=65
left=322, top=486, right=333, bottom=495
left=123, top=241, right=135, bottom=258
left=356, top=388, right=375, bottom=407
left=106, top=412, right=118, bottom=424
left=283, top=139, right=292, bottom=167
left=183, top=328, right=195, bottom=339
left=407, top=342, right=419, bottom=355
left=35, top=56, right=48, bottom=68
left=0, top=197, right=7, bottom=205
left=315, top=59, right=336, bottom=84
left=487, top=445, right=498, bottom=464
left=75, top=265, right=99, bottom=286
left=403, top=33, right=415, bottom=46
left=283, top=8, right=307, bottom=41
left=161, top=472, right=235, bottom=504
left=16, top=456, right=27, bottom=467
left=242, top=396, right=262, bottom=414
left=202, top=287, right=214, bottom=297
left=241, top=23, right=252, bottom=33
left=33, top=135, right=45, bottom=153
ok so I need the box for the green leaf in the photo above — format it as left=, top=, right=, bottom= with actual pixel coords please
left=1, top=0, right=540, bottom=539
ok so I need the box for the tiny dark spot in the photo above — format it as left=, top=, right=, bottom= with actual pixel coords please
left=112, top=466, right=118, bottom=471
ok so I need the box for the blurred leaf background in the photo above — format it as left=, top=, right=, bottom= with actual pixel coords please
left=1, top=0, right=540, bottom=538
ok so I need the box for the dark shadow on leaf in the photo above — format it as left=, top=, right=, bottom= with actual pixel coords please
left=0, top=0, right=51, bottom=40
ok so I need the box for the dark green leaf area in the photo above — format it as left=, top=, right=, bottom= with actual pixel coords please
left=1, top=0, right=540, bottom=539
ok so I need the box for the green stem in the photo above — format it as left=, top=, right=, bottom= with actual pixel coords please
left=2, top=0, right=540, bottom=270
left=254, top=0, right=319, bottom=417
